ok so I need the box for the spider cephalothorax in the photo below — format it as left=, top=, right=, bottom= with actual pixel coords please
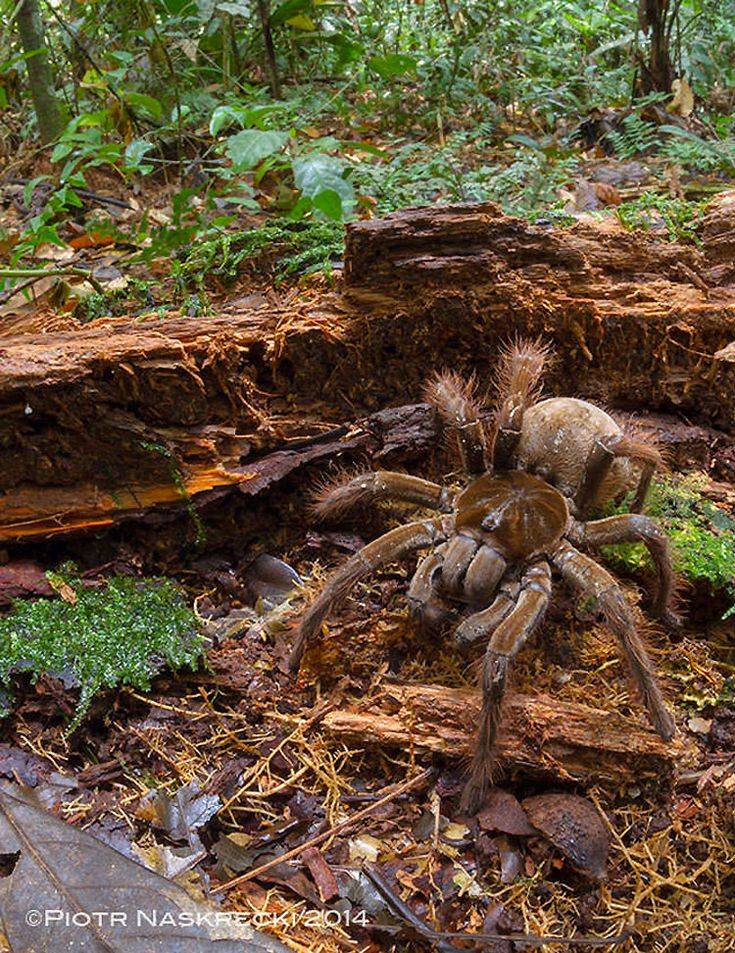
left=289, top=340, right=679, bottom=813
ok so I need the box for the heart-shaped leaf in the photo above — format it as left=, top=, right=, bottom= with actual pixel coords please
left=225, top=129, right=288, bottom=170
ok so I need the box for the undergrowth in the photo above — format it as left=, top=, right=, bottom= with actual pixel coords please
left=0, top=573, right=203, bottom=729
left=177, top=219, right=344, bottom=293
left=616, top=193, right=706, bottom=243
left=603, top=474, right=735, bottom=617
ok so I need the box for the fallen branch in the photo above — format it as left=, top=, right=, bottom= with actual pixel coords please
left=323, top=683, right=684, bottom=786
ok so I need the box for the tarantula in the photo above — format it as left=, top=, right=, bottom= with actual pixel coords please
left=289, top=341, right=678, bottom=813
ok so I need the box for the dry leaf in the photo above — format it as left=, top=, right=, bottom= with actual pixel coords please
left=522, top=793, right=610, bottom=880
left=348, top=834, right=382, bottom=863
left=669, top=77, right=694, bottom=117
left=0, top=783, right=289, bottom=952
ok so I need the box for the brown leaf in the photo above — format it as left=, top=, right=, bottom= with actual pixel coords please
left=302, top=846, right=339, bottom=901
left=477, top=789, right=535, bottom=836
left=522, top=793, right=610, bottom=880
left=669, top=77, right=695, bottom=117
left=137, top=781, right=220, bottom=846
left=0, top=561, right=54, bottom=605
left=0, top=783, right=290, bottom=952
left=592, top=181, right=622, bottom=206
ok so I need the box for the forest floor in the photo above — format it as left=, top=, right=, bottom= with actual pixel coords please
left=1, top=119, right=735, bottom=953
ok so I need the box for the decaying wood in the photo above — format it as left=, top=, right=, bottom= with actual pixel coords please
left=323, top=683, right=683, bottom=786
left=2, top=196, right=735, bottom=543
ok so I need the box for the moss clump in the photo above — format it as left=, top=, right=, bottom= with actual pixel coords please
left=0, top=574, right=203, bottom=729
left=178, top=219, right=344, bottom=291
left=602, top=474, right=735, bottom=617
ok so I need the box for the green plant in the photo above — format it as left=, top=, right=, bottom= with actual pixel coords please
left=603, top=474, right=735, bottom=618
left=616, top=193, right=705, bottom=243
left=176, top=218, right=344, bottom=290
left=0, top=573, right=203, bottom=728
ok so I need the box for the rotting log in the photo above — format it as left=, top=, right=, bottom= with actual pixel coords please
left=323, top=683, right=685, bottom=786
left=2, top=196, right=735, bottom=544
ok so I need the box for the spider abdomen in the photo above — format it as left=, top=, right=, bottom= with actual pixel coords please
left=455, top=471, right=568, bottom=560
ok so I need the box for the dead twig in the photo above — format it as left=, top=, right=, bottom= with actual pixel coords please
left=212, top=767, right=434, bottom=894
left=366, top=862, right=629, bottom=949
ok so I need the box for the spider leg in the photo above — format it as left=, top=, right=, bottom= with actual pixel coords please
left=552, top=540, right=676, bottom=741
left=407, top=544, right=451, bottom=632
left=441, top=533, right=480, bottom=592
left=289, top=515, right=454, bottom=672
left=491, top=338, right=550, bottom=470
left=453, top=575, right=520, bottom=648
left=463, top=544, right=508, bottom=605
left=424, top=371, right=488, bottom=475
left=460, top=561, right=551, bottom=814
left=569, top=514, right=681, bottom=627
left=311, top=469, right=453, bottom=521
left=575, top=431, right=661, bottom=516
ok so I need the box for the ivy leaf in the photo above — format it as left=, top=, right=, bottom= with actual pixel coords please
left=292, top=154, right=354, bottom=220
left=225, top=129, right=288, bottom=170
left=367, top=53, right=418, bottom=79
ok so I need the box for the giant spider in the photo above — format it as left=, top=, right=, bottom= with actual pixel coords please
left=289, top=341, right=678, bottom=813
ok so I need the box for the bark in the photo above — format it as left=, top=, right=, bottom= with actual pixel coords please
left=637, top=0, right=675, bottom=95
left=255, top=0, right=281, bottom=99
left=323, top=683, right=683, bottom=786
left=1, top=196, right=735, bottom=545
left=16, top=0, right=65, bottom=144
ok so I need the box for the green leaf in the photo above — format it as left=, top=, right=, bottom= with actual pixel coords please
left=312, top=188, right=343, bottom=220
left=216, top=0, right=250, bottom=15
left=271, top=0, right=311, bottom=25
left=292, top=154, right=354, bottom=220
left=124, top=92, right=163, bottom=121
left=286, top=13, right=315, bottom=29
left=209, top=104, right=243, bottom=136
left=225, top=129, right=288, bottom=169
left=367, top=53, right=418, bottom=79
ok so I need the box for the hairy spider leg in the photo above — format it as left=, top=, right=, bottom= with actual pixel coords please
left=491, top=339, right=550, bottom=470
left=460, top=561, right=552, bottom=814
left=311, top=469, right=453, bottom=521
left=424, top=371, right=488, bottom=475
left=288, top=515, right=455, bottom=672
left=407, top=543, right=451, bottom=631
left=453, top=576, right=520, bottom=648
left=552, top=540, right=676, bottom=741
left=575, top=431, right=662, bottom=516
left=569, top=514, right=680, bottom=626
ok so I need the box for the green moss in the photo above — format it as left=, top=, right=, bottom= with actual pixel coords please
left=602, top=474, right=735, bottom=617
left=177, top=219, right=344, bottom=291
left=0, top=573, right=203, bottom=729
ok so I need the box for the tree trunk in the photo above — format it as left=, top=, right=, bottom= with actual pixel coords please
left=323, top=683, right=684, bottom=786
left=256, top=0, right=281, bottom=99
left=16, top=0, right=65, bottom=144
left=637, top=0, right=675, bottom=94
